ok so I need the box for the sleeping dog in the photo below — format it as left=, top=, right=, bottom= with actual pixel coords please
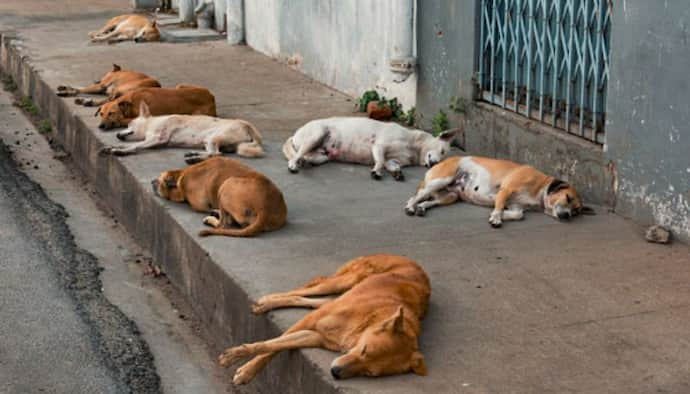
left=283, top=117, right=456, bottom=180
left=89, top=15, right=160, bottom=44
left=100, top=102, right=264, bottom=162
left=405, top=155, right=595, bottom=227
left=56, top=64, right=160, bottom=108
left=219, top=254, right=430, bottom=384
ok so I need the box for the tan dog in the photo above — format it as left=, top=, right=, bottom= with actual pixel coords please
left=100, top=102, right=264, bottom=162
left=405, top=156, right=595, bottom=226
left=97, top=85, right=216, bottom=129
left=56, top=64, right=160, bottom=107
left=89, top=15, right=160, bottom=44
left=218, top=254, right=430, bottom=384
left=152, top=157, right=286, bottom=237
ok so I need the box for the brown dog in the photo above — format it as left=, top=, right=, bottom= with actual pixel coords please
left=89, top=14, right=161, bottom=44
left=56, top=64, right=160, bottom=107
left=152, top=157, right=286, bottom=237
left=97, top=84, right=216, bottom=129
left=218, top=254, right=430, bottom=384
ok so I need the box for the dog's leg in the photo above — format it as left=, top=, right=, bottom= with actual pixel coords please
left=384, top=159, right=404, bottom=181
left=370, top=145, right=386, bottom=180
left=57, top=82, right=106, bottom=97
left=415, top=190, right=459, bottom=214
left=302, top=150, right=330, bottom=166
left=100, top=136, right=166, bottom=156
left=502, top=205, right=524, bottom=221
left=489, top=187, right=516, bottom=228
left=287, top=128, right=329, bottom=173
left=232, top=354, right=274, bottom=385
left=252, top=295, right=331, bottom=314
left=219, top=329, right=324, bottom=368
left=75, top=97, right=109, bottom=107
left=91, top=30, right=121, bottom=42
left=405, top=176, right=453, bottom=216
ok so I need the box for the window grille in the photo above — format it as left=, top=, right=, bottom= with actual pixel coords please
left=477, top=0, right=612, bottom=144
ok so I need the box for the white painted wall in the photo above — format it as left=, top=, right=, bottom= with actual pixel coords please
left=243, top=0, right=417, bottom=108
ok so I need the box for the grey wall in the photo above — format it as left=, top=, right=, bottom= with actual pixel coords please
left=416, top=0, right=476, bottom=127
left=605, top=0, right=690, bottom=241
left=243, top=0, right=417, bottom=107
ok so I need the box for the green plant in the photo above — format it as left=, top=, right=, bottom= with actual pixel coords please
left=377, top=96, right=404, bottom=119
left=357, top=90, right=380, bottom=112
left=17, top=96, right=39, bottom=116
left=1, top=75, right=17, bottom=92
left=449, top=96, right=467, bottom=114
left=400, top=106, right=416, bottom=126
left=38, top=119, right=52, bottom=134
left=431, top=110, right=449, bottom=136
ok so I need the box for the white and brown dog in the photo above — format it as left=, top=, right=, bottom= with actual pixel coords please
left=283, top=117, right=456, bottom=180
left=100, top=102, right=264, bottom=163
left=405, top=156, right=595, bottom=227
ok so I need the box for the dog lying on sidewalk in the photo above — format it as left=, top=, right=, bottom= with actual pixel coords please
left=89, top=15, right=161, bottom=44
left=219, top=254, right=430, bottom=384
left=56, top=64, right=160, bottom=108
left=152, top=157, right=287, bottom=237
left=283, top=117, right=456, bottom=180
left=96, top=85, right=216, bottom=129
left=100, top=102, right=264, bottom=162
left=405, top=155, right=595, bottom=226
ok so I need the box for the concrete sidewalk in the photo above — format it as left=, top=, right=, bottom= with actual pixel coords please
left=2, top=3, right=690, bottom=393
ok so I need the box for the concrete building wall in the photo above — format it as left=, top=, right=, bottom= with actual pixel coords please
left=605, top=0, right=690, bottom=241
left=415, top=0, right=615, bottom=208
left=415, top=0, right=689, bottom=241
left=243, top=0, right=417, bottom=107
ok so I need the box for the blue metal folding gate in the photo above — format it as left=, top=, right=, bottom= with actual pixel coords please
left=477, top=0, right=612, bottom=144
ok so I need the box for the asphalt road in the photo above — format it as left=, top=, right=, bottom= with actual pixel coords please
left=0, top=140, right=160, bottom=394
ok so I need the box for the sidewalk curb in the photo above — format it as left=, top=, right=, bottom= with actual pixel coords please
left=1, top=32, right=344, bottom=394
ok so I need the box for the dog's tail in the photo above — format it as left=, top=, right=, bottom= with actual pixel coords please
left=237, top=122, right=265, bottom=158
left=198, top=210, right=266, bottom=238
left=282, top=136, right=296, bottom=161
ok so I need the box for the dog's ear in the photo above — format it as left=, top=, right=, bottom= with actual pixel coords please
left=547, top=179, right=569, bottom=194
left=139, top=101, right=151, bottom=118
left=94, top=106, right=102, bottom=117
left=383, top=306, right=405, bottom=334
left=112, top=64, right=121, bottom=72
left=410, top=352, right=428, bottom=376
left=118, top=100, right=134, bottom=116
left=164, top=175, right=177, bottom=188
left=579, top=206, right=597, bottom=215
left=438, top=128, right=458, bottom=141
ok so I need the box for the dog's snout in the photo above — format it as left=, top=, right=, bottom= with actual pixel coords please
left=134, top=37, right=141, bottom=43
left=557, top=211, right=572, bottom=220
left=98, top=123, right=106, bottom=129
left=116, top=133, right=127, bottom=141
left=330, top=366, right=343, bottom=380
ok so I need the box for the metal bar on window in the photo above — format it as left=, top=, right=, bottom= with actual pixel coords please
left=477, top=0, right=611, bottom=144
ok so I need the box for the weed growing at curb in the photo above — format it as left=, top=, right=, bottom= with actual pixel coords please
left=38, top=119, right=52, bottom=134
left=17, top=96, right=39, bottom=116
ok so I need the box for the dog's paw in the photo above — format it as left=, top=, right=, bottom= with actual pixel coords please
left=405, top=206, right=416, bottom=216
left=392, top=171, right=405, bottom=182
left=489, top=211, right=503, bottom=228
left=370, top=170, right=383, bottom=180
left=202, top=215, right=220, bottom=228
left=185, top=156, right=204, bottom=165
left=208, top=209, right=221, bottom=219
left=233, top=363, right=257, bottom=385
left=218, top=345, right=251, bottom=367
left=183, top=151, right=200, bottom=158
left=251, top=301, right=271, bottom=315
left=415, top=206, right=427, bottom=217
left=56, top=90, right=74, bottom=97
left=111, top=149, right=129, bottom=156
left=74, top=97, right=85, bottom=105
left=56, top=85, right=68, bottom=91
left=99, top=146, right=113, bottom=155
